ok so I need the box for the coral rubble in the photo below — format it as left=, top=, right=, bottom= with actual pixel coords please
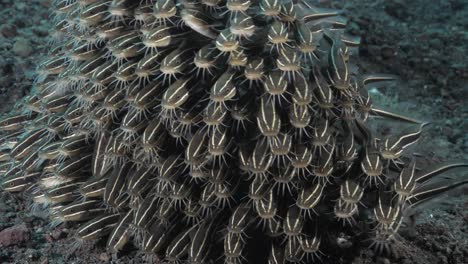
left=0, top=0, right=466, bottom=263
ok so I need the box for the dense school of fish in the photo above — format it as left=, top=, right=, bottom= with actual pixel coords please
left=0, top=0, right=467, bottom=263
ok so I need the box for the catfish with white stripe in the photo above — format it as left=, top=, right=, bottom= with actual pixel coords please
left=296, top=182, right=325, bottom=217
left=291, top=145, right=313, bottom=174
left=268, top=243, right=285, bottom=264
left=78, top=1, right=109, bottom=27
left=223, top=232, right=244, bottom=262
left=56, top=199, right=106, bottom=222
left=210, top=71, right=237, bottom=104
left=269, top=133, right=292, bottom=164
left=292, top=73, right=313, bottom=106
left=76, top=213, right=121, bottom=241
left=203, top=101, right=228, bottom=128
left=267, top=20, right=290, bottom=52
left=153, top=0, right=177, bottom=25
left=189, top=218, right=219, bottom=264
left=361, top=143, right=384, bottom=185
left=107, top=0, right=137, bottom=22
left=257, top=96, right=281, bottom=138
left=228, top=49, right=248, bottom=69
left=10, top=128, right=48, bottom=160
left=134, top=194, right=161, bottom=229
left=134, top=51, right=169, bottom=81
left=159, top=48, right=194, bottom=82
left=283, top=206, right=304, bottom=238
left=57, top=134, right=90, bottom=161
left=248, top=137, right=274, bottom=176
left=279, top=0, right=300, bottom=22
left=141, top=25, right=187, bottom=52
left=415, top=160, right=468, bottom=184
left=54, top=154, right=92, bottom=179
left=180, top=7, right=218, bottom=39
left=244, top=57, right=265, bottom=85
left=103, top=163, right=133, bottom=209
left=313, top=142, right=335, bottom=179
left=226, top=0, right=252, bottom=13
left=159, top=154, right=185, bottom=183
left=276, top=47, right=302, bottom=80
left=337, top=131, right=358, bottom=166
left=373, top=195, right=402, bottom=230
left=208, top=126, right=232, bottom=162
left=340, top=179, right=364, bottom=205
left=161, top=77, right=193, bottom=113
left=130, top=81, right=164, bottom=117
left=46, top=181, right=83, bottom=204
left=248, top=175, right=271, bottom=204
left=394, top=160, right=417, bottom=200
left=311, top=117, right=332, bottom=150
left=119, top=108, right=148, bottom=140
left=407, top=180, right=468, bottom=207
left=169, top=180, right=193, bottom=208
left=227, top=203, right=252, bottom=235
left=323, top=30, right=351, bottom=91
left=334, top=198, right=358, bottom=224
left=254, top=190, right=278, bottom=224
left=113, top=59, right=138, bottom=88
left=230, top=12, right=256, bottom=39
left=215, top=29, right=240, bottom=54
left=0, top=113, right=34, bottom=132
left=91, top=131, right=111, bottom=178
left=79, top=175, right=109, bottom=199
left=183, top=197, right=203, bottom=224
left=193, top=43, right=221, bottom=78
left=289, top=103, right=311, bottom=136
left=164, top=225, right=196, bottom=262
left=379, top=123, right=426, bottom=160
left=259, top=0, right=281, bottom=18
left=107, top=209, right=135, bottom=253
left=312, top=66, right=334, bottom=110
left=155, top=197, right=177, bottom=225
left=185, top=128, right=209, bottom=167
left=1, top=171, right=40, bottom=193
left=299, top=234, right=322, bottom=261
left=295, top=23, right=320, bottom=62
left=107, top=30, right=143, bottom=63
left=272, top=165, right=298, bottom=196
left=285, top=237, right=305, bottom=263
left=143, top=222, right=175, bottom=256
left=21, top=151, right=43, bottom=172
left=127, top=165, right=158, bottom=196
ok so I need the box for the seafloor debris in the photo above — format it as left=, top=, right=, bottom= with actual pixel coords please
left=0, top=0, right=466, bottom=263
left=0, top=224, right=30, bottom=248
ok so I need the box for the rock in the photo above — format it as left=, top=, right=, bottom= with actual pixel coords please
left=51, top=228, right=64, bottom=240
left=0, top=24, right=17, bottom=38
left=99, top=253, right=110, bottom=262
left=0, top=224, right=30, bottom=247
left=381, top=46, right=396, bottom=59
left=12, top=37, right=32, bottom=57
